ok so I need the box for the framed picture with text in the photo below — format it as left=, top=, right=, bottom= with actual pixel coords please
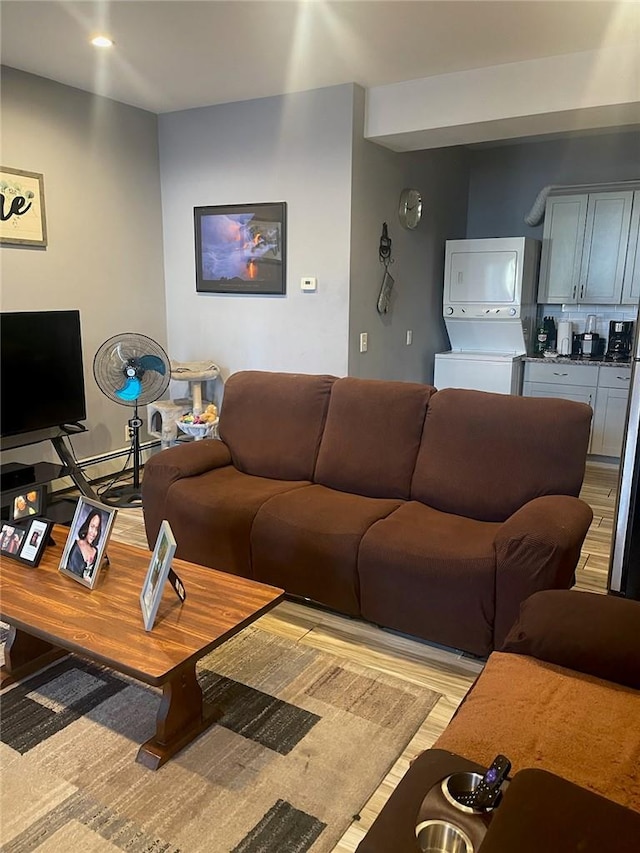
left=0, top=166, right=47, bottom=247
left=194, top=201, right=286, bottom=295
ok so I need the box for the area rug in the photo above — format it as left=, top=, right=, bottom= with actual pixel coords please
left=0, top=624, right=441, bottom=853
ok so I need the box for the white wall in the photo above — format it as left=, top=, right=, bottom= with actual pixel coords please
left=367, top=45, right=640, bottom=151
left=0, top=68, right=166, bottom=466
left=158, top=85, right=356, bottom=383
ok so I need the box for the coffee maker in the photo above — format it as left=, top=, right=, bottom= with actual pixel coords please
left=606, top=320, right=634, bottom=361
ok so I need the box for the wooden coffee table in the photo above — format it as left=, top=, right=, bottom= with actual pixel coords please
left=0, top=525, right=284, bottom=769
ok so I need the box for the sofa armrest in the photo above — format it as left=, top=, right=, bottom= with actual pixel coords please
left=145, top=438, right=232, bottom=479
left=493, top=495, right=593, bottom=650
left=502, top=589, right=640, bottom=689
left=142, top=439, right=232, bottom=546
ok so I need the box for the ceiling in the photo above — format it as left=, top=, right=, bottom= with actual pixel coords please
left=1, top=0, right=639, bottom=115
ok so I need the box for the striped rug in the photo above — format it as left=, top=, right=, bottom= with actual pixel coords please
left=0, top=624, right=440, bottom=853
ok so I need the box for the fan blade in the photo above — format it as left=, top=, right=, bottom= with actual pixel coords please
left=115, top=376, right=142, bottom=402
left=139, top=355, right=167, bottom=374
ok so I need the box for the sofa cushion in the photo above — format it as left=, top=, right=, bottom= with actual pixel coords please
left=161, top=466, right=309, bottom=577
left=411, top=389, right=592, bottom=521
left=219, top=371, right=336, bottom=481
left=358, top=501, right=500, bottom=655
left=434, top=651, right=640, bottom=812
left=502, top=589, right=640, bottom=689
left=314, top=377, right=434, bottom=499
left=251, top=484, right=402, bottom=615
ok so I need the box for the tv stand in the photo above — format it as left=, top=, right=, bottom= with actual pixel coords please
left=1, top=425, right=99, bottom=504
left=49, top=434, right=99, bottom=501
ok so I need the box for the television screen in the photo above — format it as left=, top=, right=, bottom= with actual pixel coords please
left=1, top=310, right=87, bottom=438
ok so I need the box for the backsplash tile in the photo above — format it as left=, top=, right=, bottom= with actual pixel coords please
left=537, top=304, right=638, bottom=337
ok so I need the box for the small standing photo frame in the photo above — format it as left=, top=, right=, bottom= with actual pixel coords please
left=0, top=517, right=52, bottom=567
left=9, top=484, right=46, bottom=521
left=59, top=497, right=117, bottom=589
left=140, top=521, right=177, bottom=631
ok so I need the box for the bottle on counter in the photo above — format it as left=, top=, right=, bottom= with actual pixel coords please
left=543, top=316, right=557, bottom=351
left=535, top=322, right=548, bottom=355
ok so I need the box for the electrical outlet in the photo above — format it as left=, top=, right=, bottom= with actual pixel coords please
left=359, top=332, right=368, bottom=353
left=124, top=425, right=130, bottom=443
left=406, top=329, right=413, bottom=345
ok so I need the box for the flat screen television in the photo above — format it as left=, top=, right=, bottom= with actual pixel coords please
left=1, top=310, right=87, bottom=439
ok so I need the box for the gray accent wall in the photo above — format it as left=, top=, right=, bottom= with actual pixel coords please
left=158, top=85, right=355, bottom=382
left=0, top=68, right=166, bottom=466
left=466, top=129, right=640, bottom=239
left=348, top=87, right=470, bottom=383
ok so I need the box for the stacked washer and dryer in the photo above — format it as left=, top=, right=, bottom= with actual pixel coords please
left=434, top=237, right=540, bottom=394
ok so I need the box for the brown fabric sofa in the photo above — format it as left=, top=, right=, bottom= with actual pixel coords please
left=142, top=370, right=593, bottom=656
left=357, top=590, right=640, bottom=852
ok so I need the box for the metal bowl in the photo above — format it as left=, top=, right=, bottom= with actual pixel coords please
left=415, top=819, right=474, bottom=853
left=441, top=772, right=484, bottom=814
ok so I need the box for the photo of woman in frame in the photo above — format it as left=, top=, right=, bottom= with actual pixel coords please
left=59, top=497, right=117, bottom=589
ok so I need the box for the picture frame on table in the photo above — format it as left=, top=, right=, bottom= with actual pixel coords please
left=140, top=520, right=177, bottom=631
left=59, top=497, right=117, bottom=589
left=194, top=201, right=287, bottom=295
left=8, top=484, right=46, bottom=521
left=0, top=517, right=52, bottom=567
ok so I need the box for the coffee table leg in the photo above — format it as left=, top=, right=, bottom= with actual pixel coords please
left=136, top=662, right=218, bottom=770
left=1, top=626, right=67, bottom=689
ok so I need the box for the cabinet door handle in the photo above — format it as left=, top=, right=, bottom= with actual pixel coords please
left=572, top=285, right=577, bottom=299
left=617, top=376, right=630, bottom=381
left=553, top=372, right=569, bottom=376
left=580, top=284, right=584, bottom=299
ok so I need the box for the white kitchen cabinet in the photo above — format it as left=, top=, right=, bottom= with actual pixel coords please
left=538, top=195, right=588, bottom=303
left=522, top=382, right=594, bottom=408
left=538, top=191, right=635, bottom=305
left=591, top=367, right=632, bottom=456
left=522, top=362, right=631, bottom=457
left=522, top=363, right=597, bottom=451
left=622, top=190, right=640, bottom=304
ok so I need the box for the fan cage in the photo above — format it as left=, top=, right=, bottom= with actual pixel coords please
left=93, top=333, right=170, bottom=407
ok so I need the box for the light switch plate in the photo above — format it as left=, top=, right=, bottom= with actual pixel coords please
left=301, top=277, right=317, bottom=291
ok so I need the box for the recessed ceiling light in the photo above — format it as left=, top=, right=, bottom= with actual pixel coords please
left=91, top=35, right=113, bottom=48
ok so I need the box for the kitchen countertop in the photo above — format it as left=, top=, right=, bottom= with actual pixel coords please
left=523, top=356, right=631, bottom=367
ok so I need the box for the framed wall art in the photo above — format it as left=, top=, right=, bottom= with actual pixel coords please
left=194, top=201, right=286, bottom=295
left=59, top=497, right=117, bottom=589
left=0, top=167, right=48, bottom=247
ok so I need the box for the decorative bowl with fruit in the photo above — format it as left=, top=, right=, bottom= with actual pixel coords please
left=176, top=405, right=219, bottom=440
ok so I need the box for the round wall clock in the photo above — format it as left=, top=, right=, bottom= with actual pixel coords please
left=398, top=188, right=423, bottom=230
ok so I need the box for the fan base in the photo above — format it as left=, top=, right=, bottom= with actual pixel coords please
left=101, top=483, right=143, bottom=508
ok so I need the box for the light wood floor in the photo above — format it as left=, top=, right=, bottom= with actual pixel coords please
left=110, top=460, right=618, bottom=853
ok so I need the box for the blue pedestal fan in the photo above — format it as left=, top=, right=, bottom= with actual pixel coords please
left=93, top=333, right=170, bottom=506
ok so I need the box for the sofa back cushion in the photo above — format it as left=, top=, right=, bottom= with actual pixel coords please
left=411, top=388, right=592, bottom=521
left=314, top=377, right=435, bottom=499
left=219, top=371, right=336, bottom=481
